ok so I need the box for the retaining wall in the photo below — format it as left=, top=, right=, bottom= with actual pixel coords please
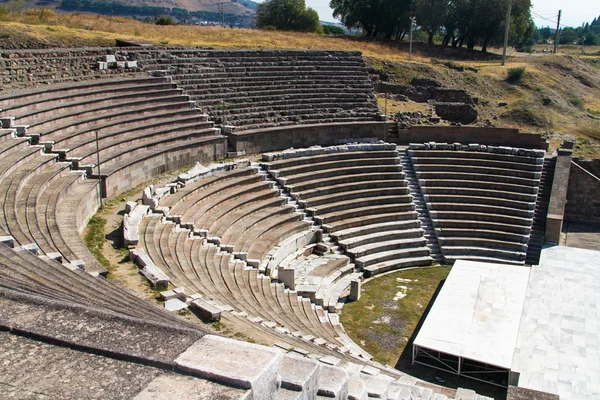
left=398, top=126, right=547, bottom=149
left=229, top=122, right=389, bottom=154
left=565, top=158, right=600, bottom=225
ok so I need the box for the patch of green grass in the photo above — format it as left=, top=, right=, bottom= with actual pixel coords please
left=46, top=26, right=56, bottom=32
left=569, top=96, right=585, bottom=110
left=211, top=321, right=224, bottom=331
left=340, top=266, right=451, bottom=366
left=83, top=216, right=110, bottom=268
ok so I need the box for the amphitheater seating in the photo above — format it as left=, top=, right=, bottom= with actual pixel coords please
left=408, top=148, right=544, bottom=265
left=137, top=167, right=379, bottom=359
left=263, top=150, right=433, bottom=277
left=0, top=77, right=227, bottom=271
left=138, top=50, right=381, bottom=130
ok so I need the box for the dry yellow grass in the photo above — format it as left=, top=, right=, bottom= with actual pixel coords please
left=0, top=10, right=430, bottom=61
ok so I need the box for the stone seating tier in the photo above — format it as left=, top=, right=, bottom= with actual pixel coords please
left=410, top=147, right=543, bottom=265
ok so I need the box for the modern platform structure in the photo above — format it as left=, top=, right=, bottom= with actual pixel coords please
left=412, top=261, right=530, bottom=388
left=413, top=246, right=600, bottom=400
left=0, top=47, right=596, bottom=399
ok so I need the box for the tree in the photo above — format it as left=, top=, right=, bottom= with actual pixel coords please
left=414, top=0, right=448, bottom=45
left=559, top=27, right=578, bottom=44
left=256, top=0, right=322, bottom=33
left=322, top=24, right=346, bottom=35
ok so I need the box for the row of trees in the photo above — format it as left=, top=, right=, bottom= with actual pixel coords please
left=329, top=0, right=535, bottom=52
left=534, top=16, right=600, bottom=47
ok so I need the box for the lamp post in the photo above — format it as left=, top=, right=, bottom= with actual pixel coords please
left=409, top=16, right=416, bottom=60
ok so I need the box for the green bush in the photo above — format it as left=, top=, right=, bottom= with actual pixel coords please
left=0, top=5, right=9, bottom=16
left=155, top=16, right=175, bottom=26
left=507, top=66, right=526, bottom=83
left=569, top=96, right=584, bottom=110
left=322, top=25, right=345, bottom=35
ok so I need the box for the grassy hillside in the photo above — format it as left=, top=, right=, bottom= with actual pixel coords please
left=1, top=10, right=599, bottom=156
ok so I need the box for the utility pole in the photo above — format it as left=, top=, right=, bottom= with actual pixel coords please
left=216, top=2, right=226, bottom=27
left=554, top=10, right=562, bottom=54
left=581, top=36, right=586, bottom=55
left=409, top=16, right=416, bottom=60
left=502, top=0, right=512, bottom=66
left=95, top=131, right=103, bottom=209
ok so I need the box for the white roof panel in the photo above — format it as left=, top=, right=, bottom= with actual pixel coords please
left=414, top=260, right=531, bottom=369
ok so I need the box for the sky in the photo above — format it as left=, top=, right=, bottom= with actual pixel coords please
left=293, top=0, right=600, bottom=27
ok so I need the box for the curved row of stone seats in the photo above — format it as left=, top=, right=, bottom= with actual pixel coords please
left=0, top=77, right=226, bottom=271
left=138, top=216, right=372, bottom=361
left=1, top=76, right=226, bottom=199
left=141, top=50, right=381, bottom=130
left=160, top=166, right=311, bottom=263
left=408, top=146, right=544, bottom=265
left=263, top=147, right=433, bottom=277
left=0, top=241, right=193, bottom=326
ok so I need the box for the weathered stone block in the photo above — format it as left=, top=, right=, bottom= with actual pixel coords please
left=174, top=335, right=283, bottom=400
left=190, top=298, right=222, bottom=322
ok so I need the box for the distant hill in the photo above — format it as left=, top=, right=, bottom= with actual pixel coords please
left=32, top=0, right=257, bottom=14
left=32, top=0, right=258, bottom=26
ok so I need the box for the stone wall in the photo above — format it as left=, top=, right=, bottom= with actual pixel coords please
left=74, top=180, right=101, bottom=235
left=229, top=122, right=389, bottom=154
left=101, top=138, right=227, bottom=199
left=565, top=158, right=600, bottom=225
left=398, top=126, right=547, bottom=149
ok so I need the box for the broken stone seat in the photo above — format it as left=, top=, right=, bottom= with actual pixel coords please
left=24, top=93, right=190, bottom=136
left=194, top=92, right=374, bottom=109
left=0, top=242, right=183, bottom=325
left=0, top=76, right=167, bottom=110
left=1, top=80, right=176, bottom=118
left=10, top=87, right=182, bottom=125
left=243, top=222, right=313, bottom=262
left=208, top=108, right=378, bottom=126
left=91, top=135, right=226, bottom=199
